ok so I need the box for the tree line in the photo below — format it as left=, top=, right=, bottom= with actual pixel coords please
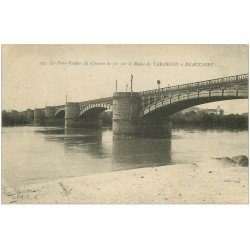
left=1, top=110, right=113, bottom=127
left=2, top=109, right=248, bottom=130
left=171, top=111, right=248, bottom=130
left=2, top=110, right=30, bottom=126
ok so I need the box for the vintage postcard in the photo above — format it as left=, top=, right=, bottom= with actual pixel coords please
left=1, top=44, right=248, bottom=204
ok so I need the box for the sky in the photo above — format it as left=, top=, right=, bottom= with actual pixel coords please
left=2, top=44, right=248, bottom=114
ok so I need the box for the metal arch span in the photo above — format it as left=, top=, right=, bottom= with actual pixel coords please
left=55, top=109, right=65, bottom=118
left=79, top=97, right=113, bottom=117
left=55, top=108, right=65, bottom=117
left=140, top=74, right=248, bottom=118
left=54, top=105, right=65, bottom=117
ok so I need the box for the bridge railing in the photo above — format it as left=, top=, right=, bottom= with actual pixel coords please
left=140, top=74, right=248, bottom=96
left=80, top=96, right=113, bottom=106
left=53, top=105, right=65, bottom=109
left=77, top=74, right=247, bottom=110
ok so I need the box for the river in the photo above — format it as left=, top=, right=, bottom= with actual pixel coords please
left=2, top=126, right=248, bottom=186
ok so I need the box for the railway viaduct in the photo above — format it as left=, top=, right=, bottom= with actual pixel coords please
left=22, top=73, right=248, bottom=138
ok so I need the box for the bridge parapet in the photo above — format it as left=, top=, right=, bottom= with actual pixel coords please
left=80, top=97, right=113, bottom=106
left=140, top=74, right=248, bottom=97
left=54, top=104, right=65, bottom=109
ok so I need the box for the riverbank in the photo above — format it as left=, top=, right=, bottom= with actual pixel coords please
left=172, top=112, right=248, bottom=130
left=2, top=157, right=248, bottom=204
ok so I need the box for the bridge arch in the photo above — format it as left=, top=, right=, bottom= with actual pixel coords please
left=78, top=103, right=113, bottom=128
left=79, top=103, right=112, bottom=118
left=140, top=84, right=248, bottom=120
left=55, top=109, right=65, bottom=118
left=79, top=107, right=108, bottom=120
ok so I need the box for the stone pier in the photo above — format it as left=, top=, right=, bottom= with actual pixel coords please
left=45, top=106, right=55, bottom=126
left=112, top=92, right=142, bottom=138
left=112, top=92, right=172, bottom=138
left=34, top=108, right=45, bottom=126
left=65, top=102, right=81, bottom=128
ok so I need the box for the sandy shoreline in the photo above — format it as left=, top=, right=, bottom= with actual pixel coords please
left=2, top=158, right=248, bottom=204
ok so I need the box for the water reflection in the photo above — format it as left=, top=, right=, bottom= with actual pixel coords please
left=36, top=127, right=172, bottom=168
left=64, top=128, right=103, bottom=155
left=112, top=138, right=171, bottom=168
left=37, top=127, right=110, bottom=158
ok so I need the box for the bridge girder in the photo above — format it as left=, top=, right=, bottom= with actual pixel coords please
left=140, top=82, right=248, bottom=118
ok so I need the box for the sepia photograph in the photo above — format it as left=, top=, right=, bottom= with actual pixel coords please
left=1, top=0, right=250, bottom=249
left=1, top=44, right=248, bottom=204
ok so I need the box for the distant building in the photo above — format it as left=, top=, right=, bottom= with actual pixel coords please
left=204, top=106, right=224, bottom=115
left=181, top=107, right=203, bottom=114
left=181, top=105, right=224, bottom=115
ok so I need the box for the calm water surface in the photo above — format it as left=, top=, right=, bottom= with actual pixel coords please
left=2, top=126, right=248, bottom=186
